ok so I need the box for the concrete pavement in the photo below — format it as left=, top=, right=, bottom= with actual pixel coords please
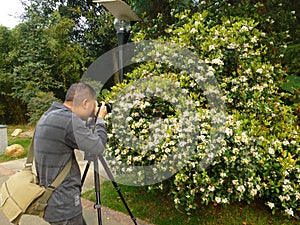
left=0, top=150, right=155, bottom=225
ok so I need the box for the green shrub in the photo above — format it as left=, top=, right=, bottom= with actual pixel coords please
left=27, top=91, right=60, bottom=124
left=104, top=11, right=300, bottom=218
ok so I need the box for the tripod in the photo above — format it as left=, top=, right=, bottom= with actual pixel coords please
left=81, top=149, right=137, bottom=225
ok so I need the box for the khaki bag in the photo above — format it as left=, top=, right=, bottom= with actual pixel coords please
left=0, top=135, right=72, bottom=224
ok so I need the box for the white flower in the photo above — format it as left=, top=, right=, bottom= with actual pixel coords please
left=256, top=68, right=263, bottom=74
left=215, top=197, right=222, bottom=203
left=194, top=21, right=200, bottom=26
left=222, top=198, right=228, bottom=204
left=190, top=28, right=197, bottom=34
left=225, top=127, right=233, bottom=137
left=211, top=58, right=224, bottom=66
left=242, top=158, right=249, bottom=165
left=241, top=132, right=249, bottom=144
left=208, top=185, right=215, bottom=192
left=283, top=179, right=290, bottom=185
left=282, top=140, right=289, bottom=146
left=227, top=43, right=238, bottom=49
left=220, top=172, right=227, bottom=178
left=237, top=185, right=246, bottom=193
left=166, top=28, right=172, bottom=33
left=279, top=195, right=284, bottom=202
left=268, top=147, right=275, bottom=155
left=188, top=59, right=195, bottom=64
left=285, top=208, right=294, bottom=217
left=239, top=25, right=249, bottom=33
left=250, top=189, right=257, bottom=196
left=251, top=36, right=258, bottom=43
left=232, top=180, right=239, bottom=185
left=174, top=198, right=180, bottom=204
left=267, top=202, right=275, bottom=209
left=233, top=148, right=239, bottom=154
left=209, top=45, right=216, bottom=51
left=283, top=170, right=289, bottom=177
left=240, top=76, right=248, bottom=82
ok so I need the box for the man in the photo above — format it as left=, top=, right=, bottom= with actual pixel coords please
left=34, top=83, right=107, bottom=225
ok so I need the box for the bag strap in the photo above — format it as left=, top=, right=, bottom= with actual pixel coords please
left=25, top=134, right=35, bottom=168
left=34, top=158, right=72, bottom=214
left=27, top=131, right=73, bottom=188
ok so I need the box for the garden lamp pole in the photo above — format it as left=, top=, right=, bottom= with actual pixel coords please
left=93, top=0, right=140, bottom=83
left=86, top=4, right=140, bottom=225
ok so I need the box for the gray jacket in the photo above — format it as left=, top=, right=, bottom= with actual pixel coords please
left=34, top=102, right=107, bottom=222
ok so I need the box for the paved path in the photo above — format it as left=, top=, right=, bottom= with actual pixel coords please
left=0, top=150, right=155, bottom=225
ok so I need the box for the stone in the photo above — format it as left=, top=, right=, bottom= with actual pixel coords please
left=11, top=129, right=23, bottom=137
left=5, top=144, right=25, bottom=157
left=19, top=130, right=34, bottom=138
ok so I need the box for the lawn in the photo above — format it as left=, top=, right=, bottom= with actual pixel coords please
left=83, top=181, right=297, bottom=225
left=0, top=124, right=33, bottom=162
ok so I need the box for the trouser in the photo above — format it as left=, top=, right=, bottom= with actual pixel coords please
left=49, top=213, right=87, bottom=225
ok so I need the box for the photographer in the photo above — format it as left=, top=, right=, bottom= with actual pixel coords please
left=34, top=83, right=108, bottom=225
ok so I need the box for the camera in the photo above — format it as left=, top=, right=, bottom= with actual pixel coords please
left=98, top=102, right=112, bottom=113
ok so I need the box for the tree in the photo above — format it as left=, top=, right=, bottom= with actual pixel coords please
left=0, top=26, right=27, bottom=124
left=1, top=8, right=90, bottom=124
left=22, top=0, right=116, bottom=59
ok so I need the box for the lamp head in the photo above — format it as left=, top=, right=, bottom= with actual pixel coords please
left=114, top=18, right=131, bottom=33
left=93, top=0, right=140, bottom=22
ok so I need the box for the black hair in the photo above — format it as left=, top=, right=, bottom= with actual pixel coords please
left=65, top=83, right=97, bottom=106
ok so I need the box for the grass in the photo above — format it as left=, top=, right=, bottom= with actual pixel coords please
left=83, top=181, right=297, bottom=225
left=0, top=124, right=33, bottom=162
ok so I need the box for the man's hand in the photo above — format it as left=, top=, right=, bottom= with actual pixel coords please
left=94, top=101, right=107, bottom=119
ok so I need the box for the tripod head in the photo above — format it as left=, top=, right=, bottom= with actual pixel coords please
left=83, top=152, right=99, bottom=162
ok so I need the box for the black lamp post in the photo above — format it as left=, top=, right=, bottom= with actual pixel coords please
left=93, top=0, right=140, bottom=83
left=114, top=18, right=130, bottom=82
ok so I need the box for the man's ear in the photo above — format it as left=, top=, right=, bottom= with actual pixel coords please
left=82, top=99, right=88, bottom=109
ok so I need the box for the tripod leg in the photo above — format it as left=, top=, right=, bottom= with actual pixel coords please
left=98, top=155, right=137, bottom=225
left=81, top=160, right=91, bottom=186
left=81, top=159, right=103, bottom=225
left=94, top=159, right=102, bottom=225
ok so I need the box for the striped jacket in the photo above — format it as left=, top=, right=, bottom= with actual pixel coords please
left=34, top=101, right=107, bottom=222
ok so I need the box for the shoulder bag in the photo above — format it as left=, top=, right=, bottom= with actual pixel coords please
left=0, top=135, right=72, bottom=224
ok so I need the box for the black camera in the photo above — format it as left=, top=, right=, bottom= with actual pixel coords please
left=98, top=102, right=112, bottom=113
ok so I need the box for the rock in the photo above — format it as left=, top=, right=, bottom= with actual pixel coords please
left=11, top=129, right=23, bottom=137
left=5, top=144, right=25, bottom=157
left=19, top=130, right=34, bottom=138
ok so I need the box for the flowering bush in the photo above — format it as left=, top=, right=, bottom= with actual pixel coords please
left=103, top=11, right=300, bottom=218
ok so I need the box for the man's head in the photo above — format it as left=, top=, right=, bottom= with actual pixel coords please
left=64, top=83, right=97, bottom=120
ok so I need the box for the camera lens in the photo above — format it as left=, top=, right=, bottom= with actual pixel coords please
left=98, top=102, right=112, bottom=113
left=105, top=103, right=112, bottom=113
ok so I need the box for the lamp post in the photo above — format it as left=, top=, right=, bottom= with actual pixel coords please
left=93, top=0, right=140, bottom=83
left=114, top=18, right=130, bottom=82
